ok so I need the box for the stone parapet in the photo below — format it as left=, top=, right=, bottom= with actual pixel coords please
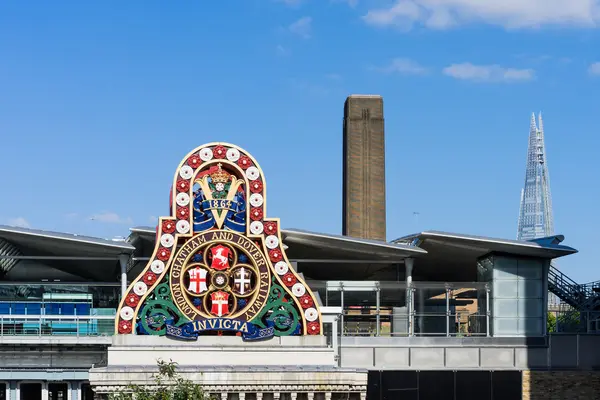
left=90, top=366, right=367, bottom=399
left=106, top=335, right=335, bottom=367
left=90, top=335, right=366, bottom=399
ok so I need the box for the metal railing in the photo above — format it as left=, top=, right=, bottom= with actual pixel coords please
left=0, top=315, right=115, bottom=337
left=548, top=308, right=600, bottom=334
left=342, top=310, right=489, bottom=337
left=548, top=265, right=600, bottom=315
left=331, top=282, right=491, bottom=337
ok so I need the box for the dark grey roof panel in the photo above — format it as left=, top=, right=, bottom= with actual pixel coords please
left=392, top=230, right=577, bottom=259
left=130, top=226, right=426, bottom=260
left=0, top=225, right=135, bottom=253
left=282, top=228, right=426, bottom=257
left=0, top=225, right=134, bottom=282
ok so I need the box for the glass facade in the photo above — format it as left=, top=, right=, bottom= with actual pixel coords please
left=493, top=257, right=545, bottom=336
left=0, top=283, right=118, bottom=336
left=0, top=266, right=548, bottom=339
left=478, top=255, right=547, bottom=337
left=312, top=280, right=491, bottom=337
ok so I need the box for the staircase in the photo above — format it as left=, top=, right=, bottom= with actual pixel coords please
left=547, top=265, right=600, bottom=332
left=547, top=265, right=595, bottom=309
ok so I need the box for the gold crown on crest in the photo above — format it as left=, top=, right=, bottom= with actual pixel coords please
left=213, top=291, right=227, bottom=301
left=210, top=164, right=230, bottom=184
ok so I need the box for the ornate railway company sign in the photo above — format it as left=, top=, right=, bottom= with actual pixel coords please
left=115, top=143, right=322, bottom=340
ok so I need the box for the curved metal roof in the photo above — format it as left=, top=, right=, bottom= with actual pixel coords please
left=0, top=225, right=135, bottom=281
left=0, top=238, right=21, bottom=276
left=392, top=230, right=577, bottom=259
left=130, top=226, right=426, bottom=260
left=281, top=228, right=426, bottom=259
left=0, top=225, right=135, bottom=253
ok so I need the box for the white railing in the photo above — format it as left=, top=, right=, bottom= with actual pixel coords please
left=0, top=314, right=115, bottom=337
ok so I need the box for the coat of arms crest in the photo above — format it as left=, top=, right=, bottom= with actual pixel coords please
left=115, top=143, right=322, bottom=340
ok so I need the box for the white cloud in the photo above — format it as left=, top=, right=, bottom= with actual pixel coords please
left=276, top=45, right=291, bottom=56
left=7, top=217, right=30, bottom=228
left=363, top=0, right=600, bottom=30
left=443, top=63, right=535, bottom=83
left=588, top=62, right=600, bottom=75
left=289, top=17, right=313, bottom=38
left=89, top=212, right=133, bottom=225
left=372, top=58, right=429, bottom=75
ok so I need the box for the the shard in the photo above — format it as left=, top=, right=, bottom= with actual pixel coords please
left=517, top=112, right=554, bottom=241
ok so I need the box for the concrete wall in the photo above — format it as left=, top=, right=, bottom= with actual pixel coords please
left=108, top=335, right=336, bottom=367
left=339, top=335, right=600, bottom=371
left=0, top=345, right=106, bottom=369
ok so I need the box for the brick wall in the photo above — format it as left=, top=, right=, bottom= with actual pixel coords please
left=523, top=370, right=600, bottom=399
left=342, top=95, right=386, bottom=241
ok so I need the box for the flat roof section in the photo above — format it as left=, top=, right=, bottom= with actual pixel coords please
left=347, top=94, right=383, bottom=98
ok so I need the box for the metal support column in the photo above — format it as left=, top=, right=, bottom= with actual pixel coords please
left=340, top=283, right=344, bottom=337
left=74, top=382, right=81, bottom=400
left=418, top=287, right=425, bottom=336
left=375, top=283, right=381, bottom=336
left=486, top=286, right=491, bottom=337
left=446, top=288, right=451, bottom=337
left=41, top=383, right=48, bottom=400
left=118, top=254, right=129, bottom=300
left=332, top=315, right=339, bottom=365
left=405, top=258, right=414, bottom=336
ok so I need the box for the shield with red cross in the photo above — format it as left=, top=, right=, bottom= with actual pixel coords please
left=210, top=291, right=230, bottom=317
left=187, top=267, right=208, bottom=294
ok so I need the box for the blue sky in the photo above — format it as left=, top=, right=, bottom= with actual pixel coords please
left=0, top=1, right=598, bottom=282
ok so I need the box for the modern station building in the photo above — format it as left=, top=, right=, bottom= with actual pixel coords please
left=0, top=96, right=598, bottom=400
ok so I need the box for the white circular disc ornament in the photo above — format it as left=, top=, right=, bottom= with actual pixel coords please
left=150, top=260, right=165, bottom=274
left=120, top=306, right=134, bottom=321
left=176, top=192, right=190, bottom=206
left=179, top=165, right=193, bottom=179
left=176, top=220, right=190, bottom=234
left=199, top=148, right=213, bottom=161
left=226, top=148, right=240, bottom=162
left=274, top=261, right=289, bottom=275
left=292, top=283, right=306, bottom=297
left=246, top=166, right=260, bottom=181
left=160, top=234, right=175, bottom=248
left=249, top=193, right=264, bottom=207
left=133, top=281, right=148, bottom=296
left=304, top=308, right=318, bottom=322
left=265, top=235, right=279, bottom=249
left=250, top=221, right=264, bottom=235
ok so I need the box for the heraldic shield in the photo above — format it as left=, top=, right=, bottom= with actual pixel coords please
left=115, top=143, right=322, bottom=340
